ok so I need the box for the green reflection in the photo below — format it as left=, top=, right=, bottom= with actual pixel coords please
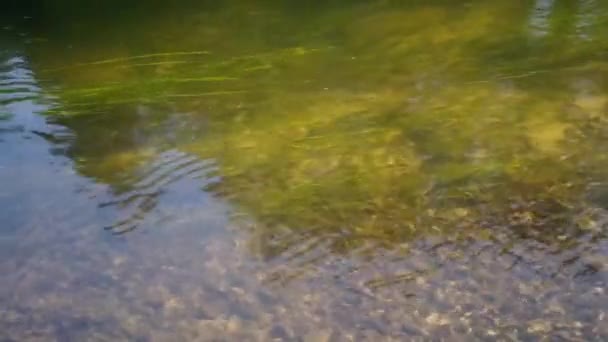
left=20, top=0, right=608, bottom=258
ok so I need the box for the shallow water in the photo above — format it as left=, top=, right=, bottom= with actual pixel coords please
left=1, top=1, right=608, bottom=340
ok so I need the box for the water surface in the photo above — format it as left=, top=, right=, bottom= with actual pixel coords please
left=1, top=1, right=608, bottom=340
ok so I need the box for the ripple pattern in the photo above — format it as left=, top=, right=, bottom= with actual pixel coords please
left=100, top=150, right=218, bottom=234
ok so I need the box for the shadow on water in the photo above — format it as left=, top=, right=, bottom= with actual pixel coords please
left=1, top=0, right=608, bottom=339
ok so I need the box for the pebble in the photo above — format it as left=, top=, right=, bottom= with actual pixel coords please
left=527, top=319, right=551, bottom=334
left=303, top=329, right=332, bottom=342
left=425, top=313, right=450, bottom=326
left=226, top=316, right=242, bottom=333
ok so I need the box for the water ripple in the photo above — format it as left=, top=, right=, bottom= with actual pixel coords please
left=101, top=150, right=217, bottom=234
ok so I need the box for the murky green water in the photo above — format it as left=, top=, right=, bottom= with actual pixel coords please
left=1, top=0, right=608, bottom=340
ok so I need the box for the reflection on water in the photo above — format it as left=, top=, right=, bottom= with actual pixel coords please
left=1, top=0, right=608, bottom=340
left=529, top=0, right=555, bottom=38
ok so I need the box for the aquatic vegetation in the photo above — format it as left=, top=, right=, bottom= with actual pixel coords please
left=2, top=0, right=608, bottom=340
left=29, top=0, right=608, bottom=259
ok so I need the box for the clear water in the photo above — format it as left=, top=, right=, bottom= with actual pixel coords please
left=1, top=1, right=608, bottom=340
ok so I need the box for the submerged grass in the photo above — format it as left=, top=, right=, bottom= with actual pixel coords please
left=2, top=2, right=607, bottom=339
left=31, top=0, right=608, bottom=257
left=42, top=51, right=211, bottom=72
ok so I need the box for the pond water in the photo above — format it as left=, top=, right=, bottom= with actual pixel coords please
left=1, top=0, right=608, bottom=340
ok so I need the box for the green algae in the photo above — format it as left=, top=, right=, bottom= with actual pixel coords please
left=2, top=1, right=608, bottom=340
left=25, top=0, right=608, bottom=254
